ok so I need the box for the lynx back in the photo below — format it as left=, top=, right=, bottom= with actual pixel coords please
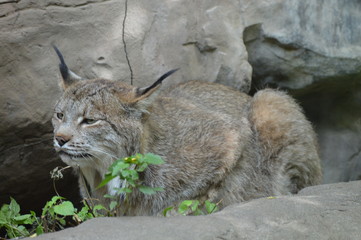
left=52, top=47, right=321, bottom=215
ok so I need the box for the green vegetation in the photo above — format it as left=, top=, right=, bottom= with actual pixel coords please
left=163, top=199, right=219, bottom=216
left=99, top=153, right=165, bottom=196
left=0, top=153, right=219, bottom=239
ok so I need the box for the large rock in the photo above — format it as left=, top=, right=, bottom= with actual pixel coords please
left=244, top=0, right=361, bottom=90
left=242, top=0, right=361, bottom=183
left=29, top=181, right=361, bottom=240
left=0, top=0, right=251, bottom=213
left=1, top=0, right=361, bottom=214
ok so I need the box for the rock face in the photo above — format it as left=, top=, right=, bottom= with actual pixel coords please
left=244, top=0, right=361, bottom=90
left=28, top=181, right=361, bottom=240
left=0, top=0, right=252, bottom=213
left=0, top=0, right=360, bottom=216
left=242, top=0, right=361, bottom=183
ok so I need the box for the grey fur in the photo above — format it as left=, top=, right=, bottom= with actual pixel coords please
left=52, top=57, right=321, bottom=216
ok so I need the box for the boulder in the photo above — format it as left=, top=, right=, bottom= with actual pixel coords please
left=242, top=0, right=361, bottom=183
left=0, top=0, right=251, bottom=213
left=244, top=0, right=361, bottom=90
left=29, top=181, right=361, bottom=240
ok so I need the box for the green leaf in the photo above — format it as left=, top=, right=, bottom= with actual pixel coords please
left=42, top=196, right=64, bottom=216
left=104, top=194, right=117, bottom=199
left=126, top=179, right=136, bottom=187
left=190, top=200, right=200, bottom=212
left=54, top=201, right=75, bottom=216
left=109, top=201, right=118, bottom=211
left=14, top=214, right=34, bottom=224
left=36, top=225, right=44, bottom=236
left=153, top=187, right=164, bottom=192
left=29, top=211, right=39, bottom=225
left=194, top=208, right=204, bottom=216
left=136, top=162, right=148, bottom=172
left=97, top=174, right=116, bottom=189
left=205, top=200, right=218, bottom=214
left=0, top=204, right=10, bottom=222
left=181, top=200, right=193, bottom=207
left=16, top=225, right=29, bottom=236
left=93, top=204, right=106, bottom=212
left=121, top=169, right=139, bottom=180
left=178, top=200, right=193, bottom=214
left=162, top=206, right=174, bottom=217
left=111, top=161, right=130, bottom=176
left=49, top=196, right=64, bottom=205
left=9, top=197, right=20, bottom=215
left=143, top=153, right=164, bottom=165
left=58, top=218, right=66, bottom=226
left=76, top=203, right=97, bottom=222
left=116, top=188, right=132, bottom=194
left=138, top=186, right=156, bottom=195
left=92, top=205, right=106, bottom=217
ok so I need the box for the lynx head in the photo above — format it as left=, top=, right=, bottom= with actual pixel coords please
left=52, top=46, right=177, bottom=169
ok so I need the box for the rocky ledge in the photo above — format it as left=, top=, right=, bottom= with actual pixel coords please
left=30, top=180, right=361, bottom=240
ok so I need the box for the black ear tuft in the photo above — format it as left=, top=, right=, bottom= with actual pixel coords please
left=52, top=45, right=82, bottom=89
left=139, top=69, right=179, bottom=96
left=53, top=45, right=69, bottom=81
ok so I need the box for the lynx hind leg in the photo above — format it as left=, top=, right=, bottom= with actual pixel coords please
left=250, top=89, right=322, bottom=193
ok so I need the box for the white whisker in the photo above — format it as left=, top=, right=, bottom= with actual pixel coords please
left=90, top=147, right=119, bottom=159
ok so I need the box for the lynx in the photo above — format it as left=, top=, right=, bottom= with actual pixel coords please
left=52, top=46, right=321, bottom=216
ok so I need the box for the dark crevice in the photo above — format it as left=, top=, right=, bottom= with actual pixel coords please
left=122, top=0, right=134, bottom=85
left=0, top=0, right=20, bottom=5
left=0, top=0, right=113, bottom=18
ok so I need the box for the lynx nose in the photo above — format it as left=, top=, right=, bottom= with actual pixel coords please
left=55, top=135, right=71, bottom=147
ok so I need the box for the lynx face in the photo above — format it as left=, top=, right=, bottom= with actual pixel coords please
left=52, top=46, right=177, bottom=170
left=52, top=80, right=142, bottom=169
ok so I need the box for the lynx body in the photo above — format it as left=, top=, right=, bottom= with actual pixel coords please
left=52, top=47, right=321, bottom=215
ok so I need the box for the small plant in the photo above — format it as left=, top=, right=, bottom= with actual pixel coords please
left=163, top=199, right=220, bottom=216
left=0, top=197, right=37, bottom=238
left=99, top=153, right=165, bottom=193
left=98, top=153, right=165, bottom=215
left=0, top=153, right=166, bottom=239
left=0, top=196, right=102, bottom=239
left=0, top=153, right=219, bottom=239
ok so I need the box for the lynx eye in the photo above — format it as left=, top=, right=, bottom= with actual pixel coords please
left=81, top=118, right=98, bottom=125
left=56, top=112, right=64, bottom=120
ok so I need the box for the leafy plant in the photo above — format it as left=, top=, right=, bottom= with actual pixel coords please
left=163, top=200, right=220, bottom=216
left=99, top=153, right=164, bottom=193
left=0, top=197, right=37, bottom=238
left=0, top=153, right=166, bottom=239
left=98, top=153, right=165, bottom=214
left=0, top=195, right=111, bottom=239
left=0, top=153, right=219, bottom=239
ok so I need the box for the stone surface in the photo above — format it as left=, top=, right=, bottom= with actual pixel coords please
left=244, top=0, right=361, bottom=90
left=29, top=181, right=361, bottom=240
left=294, top=79, right=361, bottom=183
left=1, top=0, right=361, bottom=216
left=0, top=0, right=251, bottom=213
left=242, top=0, right=361, bottom=183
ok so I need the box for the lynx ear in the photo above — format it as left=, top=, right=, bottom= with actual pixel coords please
left=53, top=45, right=83, bottom=89
left=132, top=69, right=179, bottom=107
left=135, top=69, right=179, bottom=99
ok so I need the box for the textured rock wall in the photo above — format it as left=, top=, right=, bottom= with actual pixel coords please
left=0, top=0, right=360, bottom=214
left=0, top=0, right=253, bottom=213
left=243, top=0, right=361, bottom=183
